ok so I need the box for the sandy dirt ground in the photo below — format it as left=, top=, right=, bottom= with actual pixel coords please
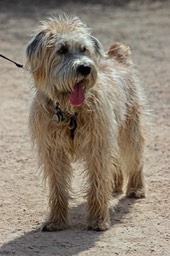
left=0, top=1, right=170, bottom=255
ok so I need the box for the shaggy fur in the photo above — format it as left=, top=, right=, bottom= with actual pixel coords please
left=26, top=15, right=147, bottom=231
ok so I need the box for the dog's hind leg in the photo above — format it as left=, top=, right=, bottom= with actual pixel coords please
left=111, top=158, right=124, bottom=194
left=119, top=111, right=145, bottom=198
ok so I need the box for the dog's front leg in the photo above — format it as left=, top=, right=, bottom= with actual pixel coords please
left=41, top=149, right=72, bottom=231
left=86, top=150, right=112, bottom=231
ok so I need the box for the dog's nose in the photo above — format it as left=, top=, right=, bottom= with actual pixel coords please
left=77, top=64, right=91, bottom=76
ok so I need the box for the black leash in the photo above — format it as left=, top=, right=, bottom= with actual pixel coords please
left=0, top=54, right=23, bottom=68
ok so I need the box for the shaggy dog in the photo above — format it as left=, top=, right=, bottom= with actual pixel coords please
left=26, top=15, right=147, bottom=231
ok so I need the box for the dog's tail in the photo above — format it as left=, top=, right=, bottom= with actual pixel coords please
left=107, top=42, right=133, bottom=66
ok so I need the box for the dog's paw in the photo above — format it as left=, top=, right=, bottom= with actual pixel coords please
left=87, top=220, right=110, bottom=231
left=41, top=220, right=70, bottom=232
left=126, top=188, right=145, bottom=198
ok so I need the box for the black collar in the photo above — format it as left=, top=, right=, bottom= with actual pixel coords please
left=53, top=103, right=77, bottom=140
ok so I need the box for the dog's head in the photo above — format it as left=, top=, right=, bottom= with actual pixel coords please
left=26, top=15, right=105, bottom=107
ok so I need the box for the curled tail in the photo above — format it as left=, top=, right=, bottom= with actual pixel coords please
left=107, top=42, right=133, bottom=66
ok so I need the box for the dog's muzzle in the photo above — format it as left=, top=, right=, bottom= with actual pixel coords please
left=68, top=63, right=93, bottom=107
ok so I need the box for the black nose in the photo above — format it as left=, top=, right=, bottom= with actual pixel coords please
left=77, top=64, right=91, bottom=76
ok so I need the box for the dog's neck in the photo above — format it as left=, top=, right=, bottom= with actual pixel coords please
left=36, top=91, right=78, bottom=139
left=53, top=103, right=77, bottom=140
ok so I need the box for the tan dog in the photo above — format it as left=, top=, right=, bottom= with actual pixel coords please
left=26, top=15, right=147, bottom=231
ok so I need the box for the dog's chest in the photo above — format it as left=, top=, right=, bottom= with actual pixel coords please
left=56, top=114, right=92, bottom=157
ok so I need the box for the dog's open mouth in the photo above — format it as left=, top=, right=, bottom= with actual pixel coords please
left=69, top=82, right=85, bottom=106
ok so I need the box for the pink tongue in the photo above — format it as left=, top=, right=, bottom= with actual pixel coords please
left=69, top=83, right=85, bottom=106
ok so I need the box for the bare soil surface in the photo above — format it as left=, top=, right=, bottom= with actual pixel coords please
left=0, top=1, right=170, bottom=255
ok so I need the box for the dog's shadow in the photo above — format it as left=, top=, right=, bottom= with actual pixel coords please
left=0, top=196, right=137, bottom=256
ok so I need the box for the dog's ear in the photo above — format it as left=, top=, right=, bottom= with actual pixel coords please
left=26, top=31, right=45, bottom=70
left=90, top=36, right=105, bottom=58
left=26, top=31, right=48, bottom=85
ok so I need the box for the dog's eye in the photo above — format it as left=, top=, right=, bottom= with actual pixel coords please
left=80, top=46, right=87, bottom=53
left=57, top=45, right=68, bottom=55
